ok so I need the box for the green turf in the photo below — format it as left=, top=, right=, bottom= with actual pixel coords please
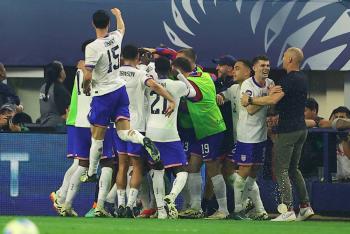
left=1, top=216, right=350, bottom=234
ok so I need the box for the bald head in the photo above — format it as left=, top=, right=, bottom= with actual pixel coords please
left=282, top=47, right=304, bottom=72
left=286, top=47, right=304, bottom=65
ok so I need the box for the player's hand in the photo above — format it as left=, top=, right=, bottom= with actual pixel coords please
left=241, top=93, right=249, bottom=107
left=164, top=101, right=176, bottom=117
left=83, top=80, right=91, bottom=96
left=216, top=94, right=225, bottom=105
left=269, top=85, right=282, bottom=95
left=111, top=8, right=121, bottom=16
left=77, top=60, right=85, bottom=70
left=15, top=105, right=24, bottom=113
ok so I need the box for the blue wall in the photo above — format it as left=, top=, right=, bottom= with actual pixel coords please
left=0, top=133, right=95, bottom=216
left=1, top=132, right=350, bottom=216
left=0, top=0, right=349, bottom=70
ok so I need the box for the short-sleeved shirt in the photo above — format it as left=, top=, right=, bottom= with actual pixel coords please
left=85, top=30, right=125, bottom=96
left=146, top=78, right=189, bottom=142
left=222, top=84, right=241, bottom=142
left=276, top=71, right=307, bottom=133
left=237, top=77, right=274, bottom=143
left=118, top=65, right=151, bottom=132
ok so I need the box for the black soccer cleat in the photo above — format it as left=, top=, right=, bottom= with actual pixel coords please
left=143, top=137, right=160, bottom=162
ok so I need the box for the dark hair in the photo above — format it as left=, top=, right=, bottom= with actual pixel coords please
left=329, top=106, right=350, bottom=120
left=235, top=59, right=252, bottom=70
left=122, top=44, right=139, bottom=60
left=81, top=39, right=94, bottom=55
left=93, top=10, right=110, bottom=29
left=177, top=48, right=197, bottom=63
left=305, top=97, right=319, bottom=113
left=155, top=57, right=171, bottom=75
left=172, top=57, right=193, bottom=73
left=12, top=112, right=32, bottom=125
left=43, top=61, right=63, bottom=102
left=252, top=55, right=269, bottom=65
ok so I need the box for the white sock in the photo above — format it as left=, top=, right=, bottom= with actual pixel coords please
left=64, top=166, right=86, bottom=208
left=211, top=174, right=229, bottom=214
left=169, top=171, right=188, bottom=201
left=117, top=189, right=126, bottom=207
left=117, top=130, right=144, bottom=145
left=149, top=174, right=156, bottom=208
left=139, top=175, right=151, bottom=209
left=96, top=167, right=113, bottom=208
left=106, top=183, right=117, bottom=204
left=242, top=176, right=254, bottom=202
left=126, top=166, right=133, bottom=206
left=227, top=173, right=237, bottom=188
left=233, top=174, right=246, bottom=212
left=188, top=172, right=202, bottom=210
left=181, top=180, right=191, bottom=210
left=126, top=188, right=139, bottom=207
left=150, top=169, right=165, bottom=209
left=247, top=178, right=265, bottom=213
left=57, top=159, right=79, bottom=204
left=88, top=138, right=103, bottom=176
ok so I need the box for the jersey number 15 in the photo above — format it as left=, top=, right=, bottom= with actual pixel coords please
left=107, top=45, right=120, bottom=73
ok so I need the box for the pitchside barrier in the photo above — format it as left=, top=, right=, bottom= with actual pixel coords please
left=1, top=130, right=350, bottom=216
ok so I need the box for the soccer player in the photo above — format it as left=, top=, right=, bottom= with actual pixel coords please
left=78, top=9, right=168, bottom=184
left=114, top=45, right=176, bottom=218
left=233, top=56, right=276, bottom=220
left=217, top=59, right=259, bottom=219
left=51, top=39, right=116, bottom=217
left=145, top=57, right=196, bottom=219
left=172, top=55, right=228, bottom=220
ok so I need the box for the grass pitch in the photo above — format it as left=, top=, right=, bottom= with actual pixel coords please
left=1, top=216, right=350, bottom=234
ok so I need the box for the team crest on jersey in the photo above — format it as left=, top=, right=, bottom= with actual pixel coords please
left=241, top=154, right=247, bottom=162
left=245, top=90, right=253, bottom=96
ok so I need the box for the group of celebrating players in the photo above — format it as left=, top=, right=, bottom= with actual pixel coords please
left=49, top=7, right=314, bottom=221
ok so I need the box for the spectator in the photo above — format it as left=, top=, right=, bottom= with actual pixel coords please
left=329, top=106, right=350, bottom=137
left=38, top=61, right=71, bottom=127
left=329, top=106, right=350, bottom=181
left=0, top=104, right=31, bottom=132
left=212, top=55, right=235, bottom=159
left=304, top=97, right=331, bottom=128
left=0, top=63, right=21, bottom=109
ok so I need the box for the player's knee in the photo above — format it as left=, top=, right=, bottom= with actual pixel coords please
left=117, top=130, right=129, bottom=141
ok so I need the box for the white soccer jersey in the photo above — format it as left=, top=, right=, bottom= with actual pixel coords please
left=137, top=62, right=158, bottom=80
left=146, top=79, right=188, bottom=142
left=137, top=62, right=157, bottom=124
left=118, top=65, right=150, bottom=132
left=74, top=69, right=92, bottom=128
left=222, top=84, right=241, bottom=142
left=85, top=30, right=125, bottom=96
left=237, top=77, right=274, bottom=143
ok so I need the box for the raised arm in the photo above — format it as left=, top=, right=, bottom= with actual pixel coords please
left=176, top=71, right=196, bottom=98
left=111, top=8, right=125, bottom=36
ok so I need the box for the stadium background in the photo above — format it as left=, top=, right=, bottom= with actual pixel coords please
left=1, top=0, right=350, bottom=227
